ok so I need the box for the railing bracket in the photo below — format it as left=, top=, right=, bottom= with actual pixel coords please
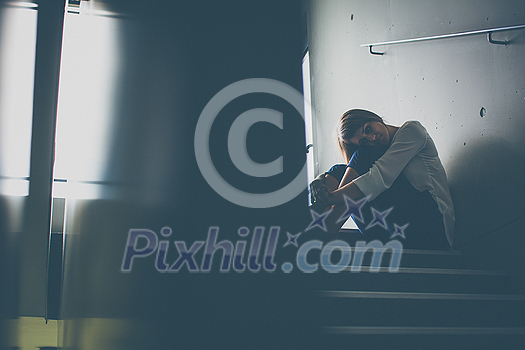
left=369, top=45, right=385, bottom=55
left=487, top=32, right=508, bottom=45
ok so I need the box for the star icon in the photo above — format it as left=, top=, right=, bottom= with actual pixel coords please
left=390, top=223, right=409, bottom=239
left=283, top=232, right=301, bottom=247
left=305, top=208, right=332, bottom=232
left=366, top=207, right=393, bottom=231
left=337, top=195, right=368, bottom=223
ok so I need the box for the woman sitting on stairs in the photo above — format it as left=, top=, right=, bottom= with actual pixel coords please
left=309, top=109, right=454, bottom=250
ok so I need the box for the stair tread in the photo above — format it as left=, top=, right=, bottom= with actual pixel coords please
left=324, top=326, right=525, bottom=335
left=320, top=290, right=525, bottom=300
left=343, top=266, right=507, bottom=275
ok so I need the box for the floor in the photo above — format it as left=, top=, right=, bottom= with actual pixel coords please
left=4, top=317, right=57, bottom=350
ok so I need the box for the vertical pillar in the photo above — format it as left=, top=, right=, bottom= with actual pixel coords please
left=20, top=0, right=66, bottom=316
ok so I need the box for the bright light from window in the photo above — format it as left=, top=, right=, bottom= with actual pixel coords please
left=302, top=51, right=314, bottom=185
left=303, top=51, right=357, bottom=230
left=0, top=3, right=38, bottom=196
left=53, top=3, right=121, bottom=199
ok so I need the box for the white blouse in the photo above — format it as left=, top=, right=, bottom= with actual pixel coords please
left=352, top=121, right=455, bottom=245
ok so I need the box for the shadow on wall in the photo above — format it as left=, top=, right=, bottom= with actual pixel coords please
left=0, top=197, right=7, bottom=350
left=0, top=196, right=18, bottom=350
left=447, top=135, right=525, bottom=248
left=506, top=27, right=525, bottom=45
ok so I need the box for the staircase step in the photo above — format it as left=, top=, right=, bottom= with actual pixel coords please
left=314, top=329, right=525, bottom=350
left=305, top=268, right=512, bottom=294
left=317, top=291, right=525, bottom=328
left=332, top=230, right=465, bottom=268
left=392, top=248, right=464, bottom=269
left=331, top=246, right=465, bottom=269
left=324, top=326, right=525, bottom=335
left=317, top=230, right=523, bottom=349
left=321, top=290, right=525, bottom=300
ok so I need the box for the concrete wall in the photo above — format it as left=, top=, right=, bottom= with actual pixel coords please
left=308, top=0, right=525, bottom=288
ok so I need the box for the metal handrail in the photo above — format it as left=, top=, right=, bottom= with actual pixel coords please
left=361, top=24, right=525, bottom=55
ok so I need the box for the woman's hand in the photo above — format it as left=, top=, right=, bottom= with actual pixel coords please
left=309, top=174, right=333, bottom=210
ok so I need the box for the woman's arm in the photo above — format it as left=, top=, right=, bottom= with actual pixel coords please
left=309, top=172, right=340, bottom=211
left=339, top=167, right=360, bottom=188
left=322, top=167, right=366, bottom=234
left=351, top=121, right=427, bottom=201
left=310, top=165, right=359, bottom=207
left=324, top=122, right=428, bottom=233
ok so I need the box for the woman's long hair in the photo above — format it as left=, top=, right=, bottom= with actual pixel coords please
left=337, top=109, right=384, bottom=162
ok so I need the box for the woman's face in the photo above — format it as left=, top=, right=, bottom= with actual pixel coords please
left=348, top=121, right=390, bottom=147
